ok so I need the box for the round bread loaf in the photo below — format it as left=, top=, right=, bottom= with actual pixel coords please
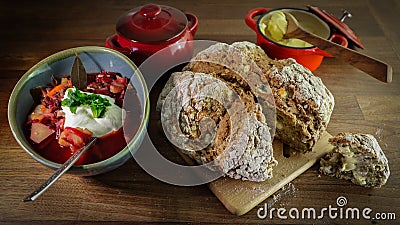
left=158, top=41, right=335, bottom=181
left=231, top=41, right=335, bottom=152
left=185, top=41, right=335, bottom=152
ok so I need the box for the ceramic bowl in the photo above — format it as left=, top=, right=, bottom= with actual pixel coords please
left=246, top=7, right=348, bottom=71
left=8, top=46, right=149, bottom=176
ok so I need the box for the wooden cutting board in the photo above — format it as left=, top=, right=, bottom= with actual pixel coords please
left=151, top=68, right=334, bottom=216
left=174, top=132, right=334, bottom=216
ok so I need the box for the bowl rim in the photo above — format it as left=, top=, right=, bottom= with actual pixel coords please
left=256, top=7, right=332, bottom=50
left=8, top=46, right=150, bottom=172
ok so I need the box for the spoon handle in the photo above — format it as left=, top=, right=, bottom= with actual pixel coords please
left=23, top=138, right=97, bottom=202
left=296, top=31, right=392, bottom=83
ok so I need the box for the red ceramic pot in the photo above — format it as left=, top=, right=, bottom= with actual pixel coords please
left=106, top=4, right=198, bottom=65
left=245, top=8, right=348, bottom=71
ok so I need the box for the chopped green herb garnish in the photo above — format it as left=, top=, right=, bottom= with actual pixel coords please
left=61, top=88, right=111, bottom=118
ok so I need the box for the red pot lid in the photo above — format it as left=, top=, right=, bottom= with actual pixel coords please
left=116, top=4, right=188, bottom=43
left=308, top=5, right=365, bottom=49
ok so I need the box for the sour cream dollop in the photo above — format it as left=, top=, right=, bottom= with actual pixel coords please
left=62, top=88, right=125, bottom=137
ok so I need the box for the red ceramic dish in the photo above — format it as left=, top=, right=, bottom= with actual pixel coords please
left=106, top=4, right=198, bottom=65
left=245, top=7, right=348, bottom=71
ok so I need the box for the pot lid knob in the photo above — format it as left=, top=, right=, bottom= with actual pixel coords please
left=116, top=4, right=188, bottom=43
left=340, top=9, right=352, bottom=22
left=139, top=4, right=161, bottom=19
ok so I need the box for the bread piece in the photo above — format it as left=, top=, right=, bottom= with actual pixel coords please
left=319, top=133, right=390, bottom=187
left=186, top=41, right=335, bottom=152
left=182, top=42, right=276, bottom=133
left=158, top=71, right=277, bottom=182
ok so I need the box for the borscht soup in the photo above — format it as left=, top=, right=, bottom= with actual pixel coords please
left=25, top=71, right=141, bottom=165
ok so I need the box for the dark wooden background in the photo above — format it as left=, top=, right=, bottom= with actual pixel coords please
left=0, top=0, right=399, bottom=224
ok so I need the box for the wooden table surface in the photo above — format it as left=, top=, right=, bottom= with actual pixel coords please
left=1, top=0, right=399, bottom=224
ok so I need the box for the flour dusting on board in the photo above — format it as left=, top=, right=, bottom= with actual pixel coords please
left=375, top=126, right=388, bottom=148
left=264, top=183, right=297, bottom=208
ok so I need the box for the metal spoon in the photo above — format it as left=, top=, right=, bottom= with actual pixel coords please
left=23, top=138, right=97, bottom=202
left=283, top=12, right=392, bottom=83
